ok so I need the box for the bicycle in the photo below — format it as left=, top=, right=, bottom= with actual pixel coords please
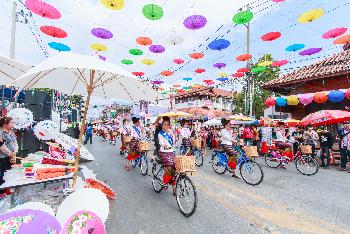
left=211, top=144, right=264, bottom=186
left=131, top=150, right=148, bottom=176
left=264, top=143, right=318, bottom=176
left=179, top=145, right=203, bottom=167
left=151, top=158, right=197, bottom=217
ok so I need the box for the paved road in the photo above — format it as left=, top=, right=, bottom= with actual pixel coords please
left=83, top=137, right=350, bottom=234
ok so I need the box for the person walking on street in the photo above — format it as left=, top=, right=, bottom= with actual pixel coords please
left=242, top=125, right=253, bottom=146
left=83, top=123, right=93, bottom=145
left=292, top=126, right=304, bottom=155
left=337, top=123, right=350, bottom=171
left=73, top=123, right=80, bottom=139
left=318, top=127, right=333, bottom=169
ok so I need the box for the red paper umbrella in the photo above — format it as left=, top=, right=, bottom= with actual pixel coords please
left=261, top=31, right=281, bottom=41
left=346, top=89, right=350, bottom=100
left=195, top=68, right=206, bottom=74
left=132, top=72, right=144, bottom=77
left=313, top=92, right=328, bottom=104
left=160, top=70, right=174, bottom=77
left=136, top=37, right=153, bottom=46
left=40, top=26, right=67, bottom=38
left=177, top=89, right=185, bottom=93
left=203, top=79, right=213, bottom=84
left=333, top=34, right=350, bottom=45
left=322, top=27, right=347, bottom=39
left=190, top=52, right=204, bottom=59
left=236, top=54, right=252, bottom=61
left=232, top=72, right=244, bottom=78
left=272, top=59, right=289, bottom=67
left=25, top=0, right=61, bottom=19
left=237, top=67, right=250, bottom=73
left=173, top=58, right=184, bottom=64
left=265, top=97, right=276, bottom=107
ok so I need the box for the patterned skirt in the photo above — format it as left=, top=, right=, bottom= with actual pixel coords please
left=159, top=151, right=175, bottom=167
left=182, top=138, right=192, bottom=148
left=127, top=138, right=140, bottom=161
left=221, top=144, right=235, bottom=158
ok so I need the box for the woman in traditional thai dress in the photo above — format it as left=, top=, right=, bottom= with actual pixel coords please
left=180, top=121, right=192, bottom=155
left=125, top=116, right=143, bottom=171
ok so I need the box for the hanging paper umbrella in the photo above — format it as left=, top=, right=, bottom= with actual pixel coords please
left=301, top=110, right=350, bottom=126
left=213, top=63, right=226, bottom=69
left=237, top=67, right=250, bottom=73
left=313, top=92, right=328, bottom=104
left=8, top=108, right=33, bottom=129
left=272, top=60, right=289, bottom=67
left=208, top=39, right=230, bottom=51
left=129, top=48, right=143, bottom=56
left=100, top=0, right=124, bottom=10
left=85, top=178, right=116, bottom=200
left=261, top=31, right=281, bottom=41
left=141, top=58, right=155, bottom=65
left=328, top=90, right=345, bottom=103
left=142, top=4, right=164, bottom=20
left=183, top=15, right=207, bottom=30
left=276, top=97, right=287, bottom=107
left=160, top=91, right=169, bottom=95
left=346, top=89, right=350, bottom=100
left=173, top=58, right=184, bottom=64
left=151, top=80, right=163, bottom=85
left=91, top=28, right=113, bottom=39
left=251, top=66, right=266, bottom=73
left=183, top=77, right=192, bottom=81
left=173, top=84, right=181, bottom=88
left=322, top=27, right=347, bottom=39
left=25, top=0, right=61, bottom=19
left=232, top=10, right=253, bottom=24
left=136, top=37, right=152, bottom=46
left=190, top=52, right=204, bottom=59
left=166, top=35, right=184, bottom=45
left=298, top=93, right=313, bottom=105
left=232, top=72, right=244, bottom=78
left=40, top=26, right=67, bottom=38
left=287, top=95, right=299, bottom=105
left=183, top=86, right=191, bottom=90
left=258, top=61, right=273, bottom=67
left=99, top=55, right=107, bottom=61
left=149, top=45, right=165, bottom=53
left=285, top=44, right=305, bottom=52
left=203, top=79, right=213, bottom=84
left=333, top=34, right=350, bottom=45
left=48, top=42, right=71, bottom=52
left=132, top=72, right=144, bottom=77
left=218, top=72, right=228, bottom=77
left=272, top=0, right=286, bottom=2
left=299, top=48, right=322, bottom=56
left=121, top=59, right=133, bottom=65
left=265, top=97, right=276, bottom=107
left=160, top=70, right=174, bottom=77
left=297, top=8, right=325, bottom=24
left=90, top=43, right=108, bottom=51
left=217, top=77, right=228, bottom=82
left=61, top=210, right=105, bottom=234
left=236, top=53, right=252, bottom=61
left=195, top=68, right=206, bottom=73
left=177, top=89, right=185, bottom=93
left=34, top=120, right=59, bottom=141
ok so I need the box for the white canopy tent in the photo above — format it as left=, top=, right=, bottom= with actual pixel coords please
left=204, top=118, right=221, bottom=126
left=0, top=54, right=30, bottom=85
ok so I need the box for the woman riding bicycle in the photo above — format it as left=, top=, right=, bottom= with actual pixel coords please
left=157, top=117, right=176, bottom=194
left=119, top=119, right=131, bottom=155
left=275, top=122, right=293, bottom=167
left=125, top=116, right=143, bottom=171
left=180, top=120, right=192, bottom=155
left=220, top=118, right=239, bottom=178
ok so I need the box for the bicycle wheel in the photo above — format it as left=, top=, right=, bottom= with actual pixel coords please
left=140, top=154, right=148, bottom=176
left=295, top=155, right=319, bottom=176
left=152, top=162, right=164, bottom=193
left=212, top=154, right=226, bottom=174
left=264, top=153, right=281, bottom=168
left=175, top=174, right=197, bottom=217
left=240, top=160, right=264, bottom=186
left=193, top=149, right=203, bottom=167
left=131, top=158, right=138, bottom=168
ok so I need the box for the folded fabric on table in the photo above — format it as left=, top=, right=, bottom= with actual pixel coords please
left=36, top=172, right=66, bottom=180
left=34, top=165, right=74, bottom=181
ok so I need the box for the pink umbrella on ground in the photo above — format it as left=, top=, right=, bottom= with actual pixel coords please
left=301, top=110, right=350, bottom=126
left=25, top=0, right=61, bottom=19
left=61, top=211, right=105, bottom=234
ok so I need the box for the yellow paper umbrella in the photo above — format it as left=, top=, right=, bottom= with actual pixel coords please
left=286, top=95, right=299, bottom=105
left=258, top=61, right=273, bottom=67
left=141, top=58, right=155, bottom=65
left=297, top=8, right=324, bottom=24
left=158, top=111, right=193, bottom=118
left=218, top=72, right=228, bottom=77
left=90, top=43, right=108, bottom=51
left=100, top=0, right=124, bottom=10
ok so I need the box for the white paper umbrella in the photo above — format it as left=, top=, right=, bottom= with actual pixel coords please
left=8, top=108, right=33, bottom=129
left=34, top=120, right=59, bottom=141
left=166, top=34, right=184, bottom=45
left=0, top=55, right=30, bottom=85
left=56, top=188, right=109, bottom=225
left=8, top=202, right=55, bottom=217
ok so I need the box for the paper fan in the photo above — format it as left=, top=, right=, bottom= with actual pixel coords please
left=34, top=120, right=59, bottom=141
left=8, top=108, right=33, bottom=129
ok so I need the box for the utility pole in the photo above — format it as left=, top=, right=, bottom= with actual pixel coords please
left=245, top=3, right=253, bottom=117
left=10, top=0, right=17, bottom=59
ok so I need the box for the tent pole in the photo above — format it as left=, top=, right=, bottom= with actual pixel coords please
left=72, top=69, right=95, bottom=189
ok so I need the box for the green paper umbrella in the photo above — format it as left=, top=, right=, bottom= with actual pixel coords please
left=160, top=91, right=169, bottom=95
left=129, top=48, right=143, bottom=56
left=142, top=4, right=164, bottom=20
left=183, top=86, right=191, bottom=90
left=121, top=59, right=133, bottom=65
left=251, top=66, right=266, bottom=73
left=232, top=11, right=253, bottom=24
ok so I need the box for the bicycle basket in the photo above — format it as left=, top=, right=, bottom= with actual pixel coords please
left=300, top=145, right=312, bottom=154
left=175, top=156, right=196, bottom=173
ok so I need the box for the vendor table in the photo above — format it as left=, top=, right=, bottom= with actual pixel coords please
left=0, top=169, right=73, bottom=208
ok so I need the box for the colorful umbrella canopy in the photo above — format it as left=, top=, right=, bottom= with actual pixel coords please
left=183, top=77, right=192, bottom=81
left=195, top=68, right=206, bottom=73
left=297, top=8, right=325, bottom=23
left=286, top=95, right=299, bottom=105
left=251, top=66, right=266, bottom=73
left=100, top=0, right=124, bottom=10
left=25, top=0, right=61, bottom=19
left=142, top=4, right=164, bottom=20
left=160, top=70, right=174, bottom=76
left=48, top=42, right=71, bottom=52
left=141, top=58, right=155, bottom=65
left=284, top=119, right=301, bottom=128
left=218, top=72, right=228, bottom=77
left=61, top=210, right=105, bottom=234
left=313, top=92, right=328, bottom=103
left=173, top=84, right=181, bottom=88
left=299, top=47, right=322, bottom=56
left=149, top=44, right=165, bottom=53
left=236, top=53, right=252, bottom=61
left=328, top=90, right=345, bottom=103
left=151, top=80, right=163, bottom=85
left=333, top=34, right=350, bottom=45
left=183, top=86, right=191, bottom=90
left=40, top=26, right=67, bottom=38
left=99, top=55, right=107, bottom=61
left=285, top=43, right=305, bottom=52
left=217, top=77, right=228, bottom=82
left=91, top=28, right=113, bottom=39
left=129, top=48, right=143, bottom=55
left=183, top=15, right=207, bottom=30
left=346, top=89, right=350, bottom=100
left=261, top=31, right=281, bottom=41
left=208, top=39, right=230, bottom=51
left=136, top=37, right=152, bottom=46
left=173, top=58, right=184, bottom=64
left=121, top=59, right=133, bottom=65
left=265, top=97, right=276, bottom=107
left=301, top=110, right=350, bottom=126
left=237, top=67, right=250, bottom=73
left=190, top=52, right=204, bottom=59
left=276, top=97, right=287, bottom=107
left=298, top=93, right=314, bottom=105
left=158, top=111, right=193, bottom=118
left=232, top=10, right=253, bottom=24
left=203, top=79, right=213, bottom=83
left=322, top=27, right=347, bottom=39
left=213, top=63, right=226, bottom=69
left=258, top=61, right=273, bottom=67
left=90, top=43, right=108, bottom=51
left=232, top=72, right=244, bottom=78
left=132, top=72, right=144, bottom=77
left=272, top=60, right=289, bottom=67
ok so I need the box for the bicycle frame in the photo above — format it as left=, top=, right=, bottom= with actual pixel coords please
left=267, top=146, right=303, bottom=165
left=214, top=145, right=252, bottom=172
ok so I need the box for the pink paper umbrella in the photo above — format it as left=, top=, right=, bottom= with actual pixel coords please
left=272, top=60, right=289, bottom=67
left=173, top=58, right=184, bottom=64
left=25, top=0, right=61, bottom=19
left=322, top=27, right=347, bottom=39
left=61, top=211, right=105, bottom=234
left=298, top=93, right=313, bottom=105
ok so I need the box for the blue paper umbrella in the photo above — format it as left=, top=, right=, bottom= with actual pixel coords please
left=276, top=97, right=287, bottom=107
left=217, top=77, right=228, bottom=82
left=285, top=44, right=305, bottom=52
left=183, top=77, right=192, bottom=81
left=328, top=90, right=345, bottom=103
left=48, top=42, right=71, bottom=52
left=208, top=39, right=230, bottom=51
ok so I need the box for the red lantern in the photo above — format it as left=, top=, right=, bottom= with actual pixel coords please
left=313, top=92, right=328, bottom=104
left=346, top=89, right=350, bottom=100
left=265, top=97, right=276, bottom=107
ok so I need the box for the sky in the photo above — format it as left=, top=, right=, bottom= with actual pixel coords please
left=0, top=0, right=349, bottom=94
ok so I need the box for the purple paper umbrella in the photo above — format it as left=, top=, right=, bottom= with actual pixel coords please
left=151, top=80, right=164, bottom=85
left=149, top=45, right=165, bottom=53
left=99, top=55, right=107, bottom=61
left=299, top=47, right=322, bottom=56
left=213, top=63, right=226, bottom=69
left=91, top=28, right=113, bottom=39
left=183, top=15, right=207, bottom=30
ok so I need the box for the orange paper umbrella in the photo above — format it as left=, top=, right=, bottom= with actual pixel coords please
left=160, top=70, right=174, bottom=77
left=190, top=52, right=204, bottom=59
left=136, top=37, right=153, bottom=46
left=313, top=92, right=328, bottom=104
left=333, top=34, right=350, bottom=45
left=85, top=178, right=116, bottom=199
left=236, top=54, right=252, bottom=61
left=173, top=84, right=181, bottom=88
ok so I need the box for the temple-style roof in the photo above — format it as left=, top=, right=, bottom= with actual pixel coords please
left=175, top=87, right=233, bottom=99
